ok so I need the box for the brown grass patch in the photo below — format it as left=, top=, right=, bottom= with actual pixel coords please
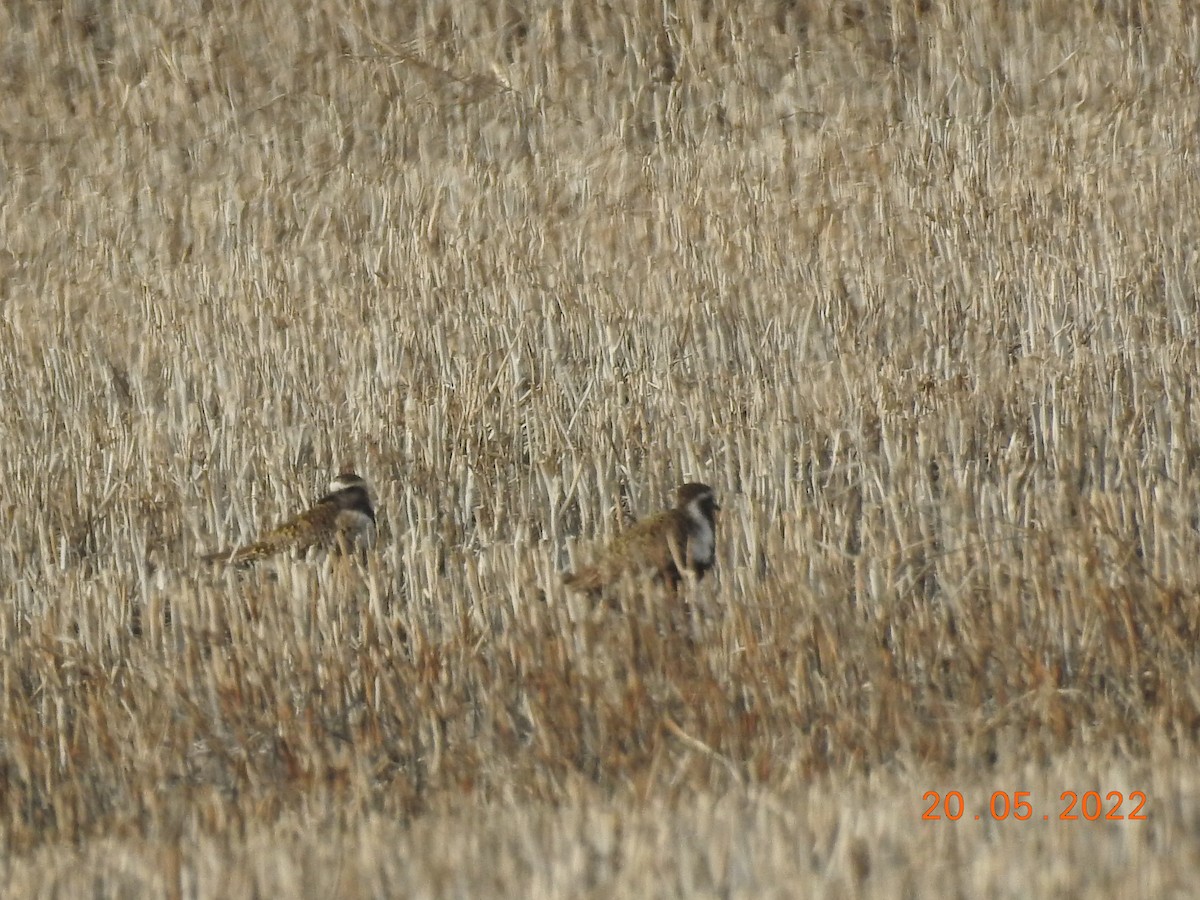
left=2, top=0, right=1199, bottom=894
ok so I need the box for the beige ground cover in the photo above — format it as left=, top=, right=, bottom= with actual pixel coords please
left=1, top=1, right=1199, bottom=895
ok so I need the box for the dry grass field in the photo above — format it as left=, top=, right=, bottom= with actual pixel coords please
left=2, top=0, right=1200, bottom=895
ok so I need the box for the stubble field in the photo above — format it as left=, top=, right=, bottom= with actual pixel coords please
left=2, top=0, right=1200, bottom=896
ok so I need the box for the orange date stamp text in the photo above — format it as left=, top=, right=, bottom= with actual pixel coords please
left=922, top=790, right=1147, bottom=822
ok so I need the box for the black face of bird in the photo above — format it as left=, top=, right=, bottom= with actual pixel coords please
left=329, top=472, right=368, bottom=495
left=675, top=483, right=719, bottom=524
left=325, top=473, right=375, bottom=517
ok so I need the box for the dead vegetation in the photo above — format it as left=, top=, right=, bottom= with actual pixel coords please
left=2, top=0, right=1200, bottom=895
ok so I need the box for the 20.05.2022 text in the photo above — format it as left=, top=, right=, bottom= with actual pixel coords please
left=923, top=790, right=1146, bottom=822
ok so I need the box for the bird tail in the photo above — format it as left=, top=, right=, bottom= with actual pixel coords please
left=201, top=545, right=260, bottom=565
left=562, top=566, right=604, bottom=595
left=201, top=548, right=234, bottom=563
